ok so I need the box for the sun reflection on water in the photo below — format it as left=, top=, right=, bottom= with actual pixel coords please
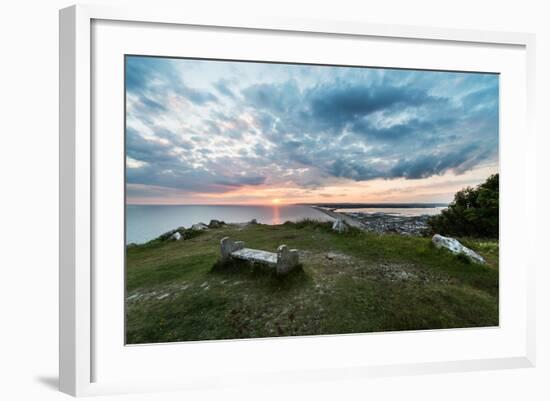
left=271, top=205, right=281, bottom=225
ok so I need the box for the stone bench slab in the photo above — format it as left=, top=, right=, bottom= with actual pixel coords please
left=231, top=248, right=278, bottom=267
left=220, top=237, right=300, bottom=275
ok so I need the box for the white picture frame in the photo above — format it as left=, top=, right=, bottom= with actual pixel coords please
left=59, top=4, right=536, bottom=397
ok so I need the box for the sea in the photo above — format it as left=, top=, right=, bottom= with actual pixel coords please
left=126, top=204, right=445, bottom=244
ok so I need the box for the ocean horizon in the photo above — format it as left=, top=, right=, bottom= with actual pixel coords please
left=126, top=203, right=445, bottom=244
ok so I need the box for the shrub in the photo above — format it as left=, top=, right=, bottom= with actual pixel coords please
left=292, top=218, right=333, bottom=231
left=428, top=174, right=499, bottom=238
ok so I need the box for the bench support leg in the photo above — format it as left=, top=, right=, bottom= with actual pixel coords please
left=220, top=237, right=245, bottom=262
left=276, top=245, right=300, bottom=275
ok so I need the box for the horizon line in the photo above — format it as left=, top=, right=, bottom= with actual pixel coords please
left=125, top=202, right=450, bottom=207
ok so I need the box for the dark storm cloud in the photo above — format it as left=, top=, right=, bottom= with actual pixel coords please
left=308, top=84, right=440, bottom=125
left=389, top=143, right=487, bottom=179
left=215, top=175, right=267, bottom=187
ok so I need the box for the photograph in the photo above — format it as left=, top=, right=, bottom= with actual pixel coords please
left=124, top=55, right=499, bottom=344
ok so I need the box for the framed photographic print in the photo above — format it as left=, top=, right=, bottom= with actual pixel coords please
left=59, top=4, right=536, bottom=397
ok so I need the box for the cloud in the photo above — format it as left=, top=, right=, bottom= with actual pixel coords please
left=389, top=143, right=488, bottom=179
left=241, top=71, right=498, bottom=183
left=125, top=127, right=267, bottom=194
left=215, top=175, right=267, bottom=187
left=308, top=83, right=440, bottom=126
left=126, top=56, right=217, bottom=106
left=125, top=57, right=499, bottom=201
left=242, top=80, right=301, bottom=114
left=213, top=79, right=236, bottom=98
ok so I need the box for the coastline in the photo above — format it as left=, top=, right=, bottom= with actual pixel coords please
left=310, top=205, right=435, bottom=236
left=310, top=206, right=367, bottom=229
left=127, top=204, right=443, bottom=244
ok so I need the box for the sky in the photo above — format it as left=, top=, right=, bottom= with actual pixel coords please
left=125, top=56, right=499, bottom=205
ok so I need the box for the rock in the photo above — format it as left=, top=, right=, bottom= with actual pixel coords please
left=126, top=293, right=141, bottom=301
left=332, top=219, right=349, bottom=233
left=156, top=229, right=176, bottom=241
left=209, top=219, right=224, bottom=228
left=169, top=231, right=182, bottom=241
left=191, top=222, right=209, bottom=231
left=248, top=218, right=258, bottom=225
left=432, top=234, right=486, bottom=264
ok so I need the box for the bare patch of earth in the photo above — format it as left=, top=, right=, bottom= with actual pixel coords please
left=300, top=250, right=452, bottom=286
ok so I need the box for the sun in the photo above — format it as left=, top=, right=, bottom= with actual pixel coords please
left=271, top=198, right=281, bottom=204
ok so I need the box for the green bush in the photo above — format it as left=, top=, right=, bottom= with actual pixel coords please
left=291, top=218, right=333, bottom=231
left=428, top=174, right=499, bottom=238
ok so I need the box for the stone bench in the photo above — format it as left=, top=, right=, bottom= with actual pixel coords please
left=220, top=237, right=300, bottom=275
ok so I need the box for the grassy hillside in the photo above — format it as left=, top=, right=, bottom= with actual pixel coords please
left=126, top=220, right=499, bottom=344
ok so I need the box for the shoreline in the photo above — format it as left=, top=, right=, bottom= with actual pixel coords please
left=311, top=205, right=434, bottom=236
left=128, top=205, right=442, bottom=244
left=310, top=206, right=367, bottom=229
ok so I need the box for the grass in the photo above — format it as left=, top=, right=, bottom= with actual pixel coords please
left=125, top=220, right=499, bottom=344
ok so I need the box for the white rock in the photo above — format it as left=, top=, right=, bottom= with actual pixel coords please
left=325, top=252, right=350, bottom=261
left=126, top=293, right=141, bottom=301
left=170, top=231, right=182, bottom=241
left=191, top=222, right=208, bottom=231
left=332, top=219, right=349, bottom=233
left=432, top=234, right=486, bottom=264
